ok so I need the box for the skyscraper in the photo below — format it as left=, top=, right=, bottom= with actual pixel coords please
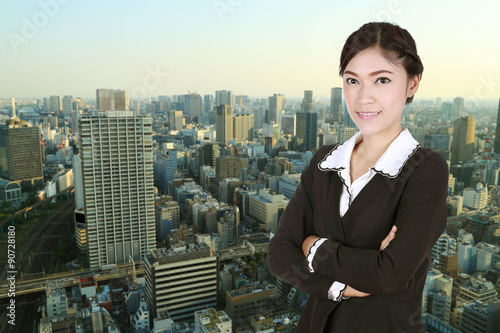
left=330, top=88, right=342, bottom=124
left=184, top=93, right=202, bottom=117
left=451, top=116, right=475, bottom=165
left=493, top=99, right=500, bottom=155
left=204, top=94, right=214, bottom=114
left=215, top=90, right=233, bottom=107
left=233, top=114, right=254, bottom=140
left=10, top=97, right=15, bottom=117
left=301, top=90, right=314, bottom=113
left=215, top=105, right=233, bottom=144
left=0, top=119, right=43, bottom=189
left=78, top=111, right=155, bottom=269
left=62, top=95, right=74, bottom=116
left=268, top=93, right=285, bottom=125
left=50, top=95, right=61, bottom=115
left=96, top=89, right=129, bottom=111
left=452, top=97, right=464, bottom=120
left=169, top=110, right=183, bottom=130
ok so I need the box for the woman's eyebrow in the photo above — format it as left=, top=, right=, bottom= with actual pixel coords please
left=344, top=69, right=394, bottom=77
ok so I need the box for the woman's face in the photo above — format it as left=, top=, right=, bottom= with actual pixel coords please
left=342, top=47, right=419, bottom=138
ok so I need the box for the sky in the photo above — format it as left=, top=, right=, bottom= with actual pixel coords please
left=1, top=0, right=499, bottom=101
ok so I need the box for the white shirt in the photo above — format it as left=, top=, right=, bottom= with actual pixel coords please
left=306, top=128, right=420, bottom=300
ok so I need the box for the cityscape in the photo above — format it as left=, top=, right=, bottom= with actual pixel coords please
left=1, top=1, right=500, bottom=333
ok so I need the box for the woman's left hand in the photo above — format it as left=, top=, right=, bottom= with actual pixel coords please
left=302, top=235, right=321, bottom=257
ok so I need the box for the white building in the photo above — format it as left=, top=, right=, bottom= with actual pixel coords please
left=130, top=300, right=150, bottom=332
left=46, top=280, right=68, bottom=319
left=423, top=269, right=453, bottom=324
left=463, top=183, right=488, bottom=210
left=78, top=111, right=155, bottom=269
left=248, top=188, right=289, bottom=232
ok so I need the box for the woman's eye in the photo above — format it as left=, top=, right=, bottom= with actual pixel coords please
left=377, top=77, right=391, bottom=84
left=346, top=78, right=357, bottom=84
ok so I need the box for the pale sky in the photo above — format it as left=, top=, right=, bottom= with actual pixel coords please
left=1, top=0, right=499, bottom=100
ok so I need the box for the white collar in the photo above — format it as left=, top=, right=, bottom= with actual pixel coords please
left=318, top=129, right=420, bottom=178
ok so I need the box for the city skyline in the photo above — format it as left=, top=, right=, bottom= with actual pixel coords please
left=1, top=0, right=499, bottom=100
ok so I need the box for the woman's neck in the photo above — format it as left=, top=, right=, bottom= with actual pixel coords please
left=355, top=128, right=403, bottom=161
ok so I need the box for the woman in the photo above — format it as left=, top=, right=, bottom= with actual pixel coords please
left=267, top=22, right=448, bottom=332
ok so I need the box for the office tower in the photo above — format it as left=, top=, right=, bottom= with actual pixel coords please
left=233, top=114, right=254, bottom=140
left=96, top=88, right=129, bottom=111
left=169, top=110, right=183, bottom=130
left=442, top=102, right=453, bottom=121
left=0, top=120, right=43, bottom=189
left=204, top=94, right=214, bottom=114
left=10, top=97, right=15, bottom=117
left=281, top=114, right=296, bottom=135
left=254, top=108, right=264, bottom=129
left=154, top=151, right=177, bottom=195
left=194, top=308, right=232, bottom=333
left=330, top=87, right=342, bottom=123
left=301, top=90, right=314, bottom=113
left=247, top=188, right=289, bottom=232
left=50, top=95, right=61, bottom=114
left=114, top=90, right=129, bottom=110
left=62, top=95, right=73, bottom=116
left=199, top=143, right=220, bottom=171
left=42, top=97, right=50, bottom=113
left=451, top=116, right=475, bottom=165
left=216, top=105, right=233, bottom=144
left=494, top=99, right=500, bottom=155
left=78, top=111, right=155, bottom=269
left=185, top=93, right=202, bottom=117
left=452, top=97, right=464, bottom=120
left=215, top=90, right=233, bottom=106
left=295, top=112, right=318, bottom=151
left=217, top=206, right=239, bottom=248
left=144, top=243, right=218, bottom=321
left=269, top=93, right=285, bottom=124
left=96, top=89, right=114, bottom=110
left=216, top=157, right=249, bottom=182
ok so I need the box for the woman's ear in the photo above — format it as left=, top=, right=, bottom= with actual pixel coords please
left=407, top=74, right=420, bottom=99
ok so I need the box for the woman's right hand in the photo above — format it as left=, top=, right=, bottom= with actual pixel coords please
left=343, top=285, right=370, bottom=298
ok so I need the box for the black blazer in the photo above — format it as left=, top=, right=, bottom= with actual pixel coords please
left=268, top=143, right=448, bottom=333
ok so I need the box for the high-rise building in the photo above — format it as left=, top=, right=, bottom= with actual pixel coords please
left=233, top=114, right=254, bottom=140
left=451, top=116, right=475, bottom=165
left=494, top=99, right=500, bottom=155
left=10, top=97, right=15, bottom=117
left=155, top=200, right=179, bottom=241
left=295, top=112, right=318, bottom=151
left=216, top=157, right=249, bottom=183
left=442, top=102, right=453, bottom=121
left=204, top=94, right=214, bottom=114
left=460, top=299, right=500, bottom=333
left=215, top=90, right=233, bottom=107
left=169, top=110, right=183, bottom=130
left=62, top=95, right=73, bottom=116
left=73, top=97, right=84, bottom=110
left=0, top=120, right=43, bottom=189
left=96, top=88, right=129, bottom=111
left=268, top=93, right=285, bottom=125
left=78, top=111, right=155, bottom=269
left=50, top=95, right=61, bottom=114
left=281, top=114, right=296, bottom=135
left=301, top=90, right=314, bottom=113
left=452, top=97, right=464, bottom=120
left=144, top=243, right=218, bottom=321
left=185, top=93, right=202, bottom=117
left=216, top=105, right=233, bottom=144
left=330, top=87, right=342, bottom=124
left=154, top=151, right=177, bottom=195
left=114, top=90, right=129, bottom=110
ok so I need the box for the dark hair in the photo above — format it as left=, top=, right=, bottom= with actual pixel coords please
left=339, top=22, right=423, bottom=104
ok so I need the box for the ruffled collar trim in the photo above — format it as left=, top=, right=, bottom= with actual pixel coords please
left=318, top=129, right=420, bottom=178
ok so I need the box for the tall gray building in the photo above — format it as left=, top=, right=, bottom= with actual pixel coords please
left=78, top=111, right=155, bottom=269
left=330, top=87, right=342, bottom=124
left=268, top=93, right=285, bottom=125
left=215, top=90, right=233, bottom=107
left=184, top=93, right=202, bottom=117
left=215, top=105, right=233, bottom=144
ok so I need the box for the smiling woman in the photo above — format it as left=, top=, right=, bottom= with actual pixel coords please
left=267, top=22, right=448, bottom=333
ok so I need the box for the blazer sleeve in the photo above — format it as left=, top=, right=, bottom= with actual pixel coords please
left=311, top=152, right=448, bottom=295
left=268, top=147, right=336, bottom=300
